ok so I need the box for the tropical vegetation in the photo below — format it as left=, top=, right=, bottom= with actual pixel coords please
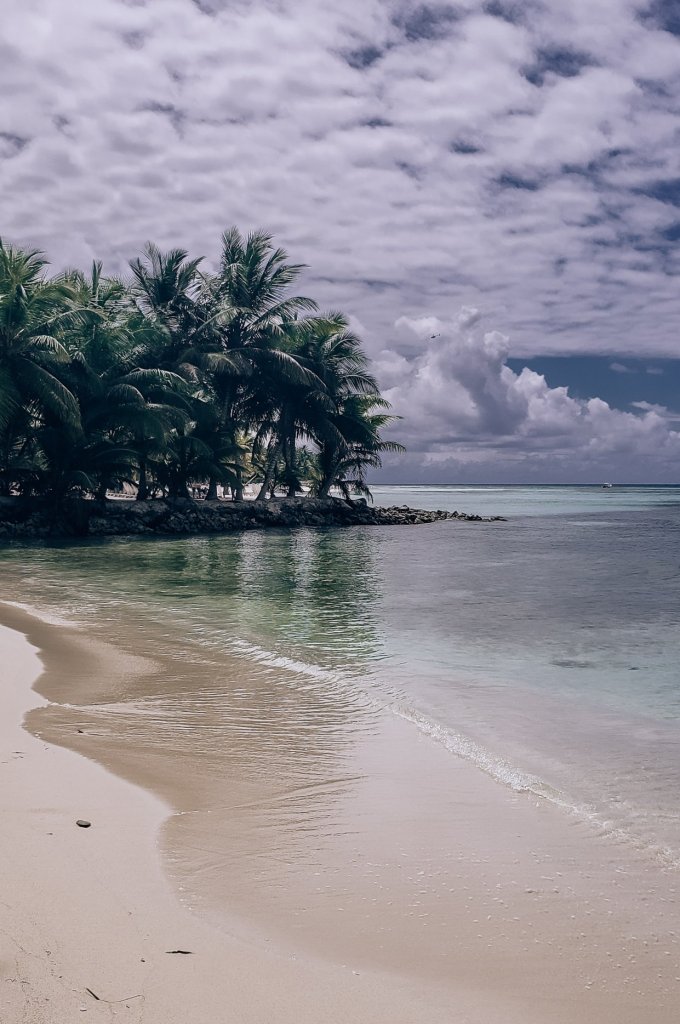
left=0, top=230, right=402, bottom=505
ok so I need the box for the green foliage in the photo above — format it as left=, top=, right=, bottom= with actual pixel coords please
left=0, top=230, right=403, bottom=503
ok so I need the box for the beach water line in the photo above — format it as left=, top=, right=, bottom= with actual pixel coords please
left=177, top=630, right=680, bottom=869
left=0, top=603, right=471, bottom=1024
left=36, top=608, right=680, bottom=872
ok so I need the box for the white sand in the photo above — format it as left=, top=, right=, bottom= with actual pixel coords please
left=0, top=614, right=471, bottom=1023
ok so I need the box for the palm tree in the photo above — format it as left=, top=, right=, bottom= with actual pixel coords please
left=129, top=243, right=216, bottom=397
left=312, top=395, right=404, bottom=500
left=130, top=244, right=203, bottom=332
left=63, top=261, right=190, bottom=500
left=0, top=241, right=81, bottom=494
left=195, top=228, right=321, bottom=499
left=277, top=313, right=401, bottom=500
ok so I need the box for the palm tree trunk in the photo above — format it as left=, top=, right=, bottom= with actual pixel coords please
left=256, top=437, right=282, bottom=500
left=280, top=412, right=298, bottom=498
left=96, top=476, right=109, bottom=501
left=234, top=465, right=244, bottom=502
left=137, top=458, right=148, bottom=501
left=285, top=435, right=297, bottom=497
left=206, top=476, right=218, bottom=500
left=318, top=456, right=341, bottom=498
left=256, top=476, right=271, bottom=501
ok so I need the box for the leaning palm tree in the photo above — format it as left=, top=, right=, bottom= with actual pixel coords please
left=275, top=313, right=401, bottom=500
left=312, top=395, right=404, bottom=500
left=247, top=314, right=350, bottom=498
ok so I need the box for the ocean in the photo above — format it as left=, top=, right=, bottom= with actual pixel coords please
left=2, top=484, right=680, bottom=986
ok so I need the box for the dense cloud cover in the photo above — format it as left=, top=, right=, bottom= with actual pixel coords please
left=2, top=0, right=680, bottom=480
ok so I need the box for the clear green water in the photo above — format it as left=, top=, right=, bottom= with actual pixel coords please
left=2, top=484, right=680, bottom=861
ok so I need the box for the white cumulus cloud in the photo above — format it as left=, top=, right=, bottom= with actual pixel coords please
left=374, top=311, right=680, bottom=481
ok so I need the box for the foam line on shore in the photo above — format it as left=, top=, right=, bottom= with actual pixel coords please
left=187, top=627, right=680, bottom=867
left=392, top=704, right=680, bottom=868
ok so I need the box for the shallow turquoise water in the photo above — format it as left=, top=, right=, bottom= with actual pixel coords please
left=2, top=484, right=680, bottom=860
left=372, top=483, right=680, bottom=518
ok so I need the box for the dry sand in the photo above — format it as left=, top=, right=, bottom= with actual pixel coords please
left=1, top=600, right=679, bottom=1023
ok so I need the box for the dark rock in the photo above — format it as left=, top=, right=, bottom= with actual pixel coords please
left=76, top=819, right=91, bottom=828
left=0, top=495, right=505, bottom=541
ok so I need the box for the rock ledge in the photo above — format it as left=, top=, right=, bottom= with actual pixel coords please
left=0, top=495, right=505, bottom=540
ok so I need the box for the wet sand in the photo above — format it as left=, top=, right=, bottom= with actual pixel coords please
left=1, top=599, right=679, bottom=1022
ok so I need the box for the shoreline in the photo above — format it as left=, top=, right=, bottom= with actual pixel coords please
left=0, top=603, right=459, bottom=1023
left=0, top=494, right=504, bottom=540
left=2, top=599, right=679, bottom=1022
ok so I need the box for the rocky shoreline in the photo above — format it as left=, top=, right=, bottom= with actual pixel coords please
left=0, top=495, right=505, bottom=540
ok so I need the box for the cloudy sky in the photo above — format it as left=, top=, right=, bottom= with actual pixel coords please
left=2, top=0, right=680, bottom=481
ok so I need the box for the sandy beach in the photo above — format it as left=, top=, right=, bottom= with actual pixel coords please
left=0, top=605, right=458, bottom=1023
left=1, top=596, right=679, bottom=1023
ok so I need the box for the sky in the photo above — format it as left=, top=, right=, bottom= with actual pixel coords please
left=1, top=0, right=680, bottom=482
